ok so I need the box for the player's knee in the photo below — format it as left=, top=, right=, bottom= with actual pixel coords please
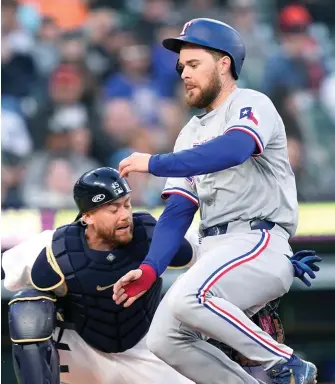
left=147, top=328, right=174, bottom=363
left=168, top=291, right=199, bottom=326
left=9, top=288, right=57, bottom=343
left=146, top=331, right=164, bottom=358
left=9, top=289, right=60, bottom=384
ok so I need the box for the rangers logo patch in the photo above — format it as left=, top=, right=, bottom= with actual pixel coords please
left=239, top=107, right=259, bottom=126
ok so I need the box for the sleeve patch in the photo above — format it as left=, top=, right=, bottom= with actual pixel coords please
left=239, top=107, right=259, bottom=126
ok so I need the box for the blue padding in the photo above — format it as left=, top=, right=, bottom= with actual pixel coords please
left=31, top=248, right=62, bottom=290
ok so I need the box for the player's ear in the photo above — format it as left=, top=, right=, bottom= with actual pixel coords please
left=219, top=55, right=231, bottom=76
left=82, top=212, right=93, bottom=225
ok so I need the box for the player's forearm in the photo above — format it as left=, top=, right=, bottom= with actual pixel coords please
left=141, top=195, right=197, bottom=277
left=149, top=130, right=256, bottom=177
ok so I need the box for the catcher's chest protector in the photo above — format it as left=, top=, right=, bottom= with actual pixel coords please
left=51, top=213, right=162, bottom=353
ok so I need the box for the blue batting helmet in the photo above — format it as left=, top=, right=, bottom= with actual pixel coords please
left=162, top=18, right=246, bottom=79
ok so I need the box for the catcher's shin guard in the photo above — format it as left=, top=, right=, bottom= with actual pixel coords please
left=9, top=289, right=60, bottom=384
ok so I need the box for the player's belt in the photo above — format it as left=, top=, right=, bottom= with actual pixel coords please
left=202, top=219, right=275, bottom=237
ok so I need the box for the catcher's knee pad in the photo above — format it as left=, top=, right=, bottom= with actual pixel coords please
left=9, top=289, right=60, bottom=384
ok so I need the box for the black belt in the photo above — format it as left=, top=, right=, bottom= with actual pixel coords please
left=202, top=219, right=276, bottom=238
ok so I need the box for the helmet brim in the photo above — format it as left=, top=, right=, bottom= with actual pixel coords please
left=162, top=37, right=185, bottom=53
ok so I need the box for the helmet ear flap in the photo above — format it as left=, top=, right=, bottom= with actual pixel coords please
left=175, top=59, right=183, bottom=76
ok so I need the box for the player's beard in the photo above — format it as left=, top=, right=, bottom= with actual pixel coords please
left=185, top=69, right=222, bottom=109
left=96, top=221, right=134, bottom=248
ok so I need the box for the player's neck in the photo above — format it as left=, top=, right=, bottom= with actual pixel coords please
left=205, top=80, right=237, bottom=112
left=85, top=227, right=116, bottom=251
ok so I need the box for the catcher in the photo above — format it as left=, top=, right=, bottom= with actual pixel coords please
left=3, top=167, right=196, bottom=384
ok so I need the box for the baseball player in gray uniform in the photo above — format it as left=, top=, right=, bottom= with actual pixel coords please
left=113, top=19, right=318, bottom=384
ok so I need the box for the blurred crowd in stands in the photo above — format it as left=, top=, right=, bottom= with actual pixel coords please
left=2, top=0, right=335, bottom=210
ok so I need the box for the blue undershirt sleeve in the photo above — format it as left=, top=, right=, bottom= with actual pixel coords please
left=149, top=129, right=257, bottom=177
left=142, top=194, right=198, bottom=276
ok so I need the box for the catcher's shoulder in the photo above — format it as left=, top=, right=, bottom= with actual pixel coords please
left=132, top=211, right=157, bottom=226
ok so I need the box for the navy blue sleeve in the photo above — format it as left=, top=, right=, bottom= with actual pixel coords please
left=142, top=194, right=198, bottom=276
left=149, top=129, right=257, bottom=177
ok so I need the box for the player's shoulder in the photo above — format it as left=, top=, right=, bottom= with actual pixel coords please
left=133, top=211, right=157, bottom=226
left=233, top=88, right=275, bottom=107
left=176, top=116, right=198, bottom=140
left=26, top=230, right=55, bottom=247
left=227, top=88, right=277, bottom=120
left=2, top=230, right=54, bottom=259
left=52, top=222, right=84, bottom=242
left=40, top=229, right=55, bottom=241
left=132, top=212, right=157, bottom=244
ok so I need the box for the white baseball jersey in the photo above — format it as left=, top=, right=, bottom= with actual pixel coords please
left=162, top=88, right=298, bottom=237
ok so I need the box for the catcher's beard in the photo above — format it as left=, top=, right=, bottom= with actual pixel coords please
left=95, top=221, right=134, bottom=248
left=185, top=69, right=222, bottom=110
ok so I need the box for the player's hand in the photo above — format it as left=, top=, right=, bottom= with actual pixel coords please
left=113, top=265, right=157, bottom=307
left=113, top=269, right=146, bottom=307
left=289, top=250, right=322, bottom=287
left=119, top=152, right=151, bottom=178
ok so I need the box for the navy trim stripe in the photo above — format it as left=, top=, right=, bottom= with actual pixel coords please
left=197, top=230, right=266, bottom=302
left=204, top=302, right=290, bottom=360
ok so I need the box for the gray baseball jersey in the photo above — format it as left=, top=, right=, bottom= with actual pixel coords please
left=162, top=88, right=298, bottom=237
